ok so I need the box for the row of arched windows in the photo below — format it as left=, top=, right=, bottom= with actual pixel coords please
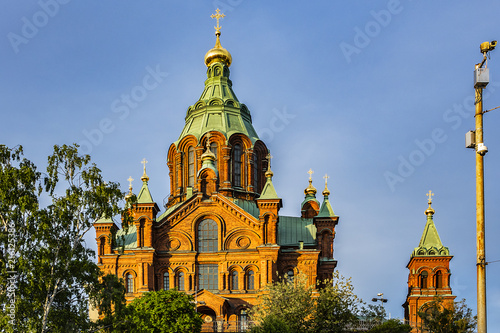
left=185, top=143, right=262, bottom=190
left=418, top=270, right=446, bottom=289
left=230, top=270, right=255, bottom=291
left=158, top=269, right=256, bottom=291
left=125, top=269, right=258, bottom=294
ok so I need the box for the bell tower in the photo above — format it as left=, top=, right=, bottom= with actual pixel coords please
left=403, top=191, right=456, bottom=331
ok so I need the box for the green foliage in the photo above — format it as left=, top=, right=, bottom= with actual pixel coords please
left=90, top=274, right=130, bottom=332
left=418, top=297, right=476, bottom=333
left=125, top=289, right=203, bottom=333
left=250, top=273, right=315, bottom=333
left=0, top=144, right=128, bottom=332
left=367, top=319, right=412, bottom=333
left=314, top=271, right=362, bottom=333
left=360, top=304, right=387, bottom=322
left=249, top=314, right=290, bottom=333
left=250, top=271, right=363, bottom=333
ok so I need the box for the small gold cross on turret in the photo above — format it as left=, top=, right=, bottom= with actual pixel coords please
left=308, top=169, right=314, bottom=181
left=323, top=174, right=330, bottom=186
left=141, top=158, right=148, bottom=173
left=211, top=8, right=225, bottom=34
left=127, top=176, right=134, bottom=189
left=426, top=190, right=434, bottom=204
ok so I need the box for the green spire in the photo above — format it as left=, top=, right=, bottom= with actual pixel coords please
left=317, top=174, right=336, bottom=217
left=177, top=11, right=259, bottom=144
left=259, top=153, right=279, bottom=199
left=137, top=159, right=154, bottom=204
left=412, top=191, right=450, bottom=257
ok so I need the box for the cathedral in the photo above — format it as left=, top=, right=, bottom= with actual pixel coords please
left=403, top=192, right=456, bottom=331
left=93, top=9, right=338, bottom=331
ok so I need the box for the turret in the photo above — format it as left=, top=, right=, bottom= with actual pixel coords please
left=256, top=154, right=282, bottom=245
left=301, top=169, right=320, bottom=218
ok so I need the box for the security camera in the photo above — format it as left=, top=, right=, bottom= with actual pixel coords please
left=477, top=143, right=488, bottom=156
left=480, top=41, right=497, bottom=54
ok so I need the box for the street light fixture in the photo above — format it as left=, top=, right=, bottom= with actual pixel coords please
left=466, top=40, right=496, bottom=333
left=371, top=293, right=388, bottom=306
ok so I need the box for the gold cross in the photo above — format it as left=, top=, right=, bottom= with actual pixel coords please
left=206, top=133, right=212, bottom=150
left=266, top=153, right=273, bottom=169
left=211, top=8, right=225, bottom=33
left=141, top=158, right=148, bottom=172
left=308, top=169, right=314, bottom=181
left=127, top=176, right=134, bottom=188
left=426, top=190, right=434, bottom=204
left=323, top=173, right=330, bottom=186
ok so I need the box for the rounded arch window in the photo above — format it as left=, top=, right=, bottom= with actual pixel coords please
left=197, top=219, right=218, bottom=252
left=126, top=273, right=134, bottom=293
left=210, top=142, right=217, bottom=160
left=286, top=269, right=294, bottom=283
left=246, top=270, right=255, bottom=290
left=163, top=272, right=170, bottom=290
left=419, top=270, right=428, bottom=289
left=233, top=144, right=242, bottom=187
left=177, top=272, right=185, bottom=291
left=434, top=270, right=443, bottom=289
left=188, top=146, right=195, bottom=187
left=231, top=271, right=239, bottom=290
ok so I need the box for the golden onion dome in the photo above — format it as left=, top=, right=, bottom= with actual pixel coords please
left=204, top=32, right=232, bottom=67
left=304, top=180, right=317, bottom=196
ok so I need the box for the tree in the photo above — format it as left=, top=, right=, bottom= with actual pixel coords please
left=249, top=314, right=290, bottom=333
left=90, top=274, right=131, bottom=333
left=124, top=289, right=203, bottom=333
left=249, top=273, right=315, bottom=333
left=418, top=297, right=476, bottom=333
left=313, top=271, right=362, bottom=333
left=0, top=144, right=129, bottom=332
left=367, top=319, right=412, bottom=333
left=250, top=272, right=363, bottom=333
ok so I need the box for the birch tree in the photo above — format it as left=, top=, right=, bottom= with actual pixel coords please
left=0, top=144, right=129, bottom=332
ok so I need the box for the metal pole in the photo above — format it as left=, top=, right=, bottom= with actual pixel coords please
left=475, top=62, right=487, bottom=333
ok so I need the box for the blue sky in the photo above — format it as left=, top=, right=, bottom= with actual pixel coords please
left=2, top=0, right=500, bottom=328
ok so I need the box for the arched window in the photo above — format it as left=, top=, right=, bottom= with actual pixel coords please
left=163, top=272, right=170, bottom=290
left=286, top=270, right=294, bottom=283
left=434, top=271, right=443, bottom=289
left=231, top=271, right=238, bottom=290
left=253, top=154, right=258, bottom=190
left=419, top=271, right=428, bottom=289
left=99, top=237, right=105, bottom=256
left=126, top=274, right=134, bottom=293
left=177, top=272, right=185, bottom=291
left=210, top=142, right=217, bottom=160
left=239, top=309, right=248, bottom=331
left=188, top=146, right=195, bottom=187
left=246, top=270, right=254, bottom=290
left=233, top=144, right=242, bottom=187
left=138, top=219, right=145, bottom=247
left=198, top=219, right=218, bottom=252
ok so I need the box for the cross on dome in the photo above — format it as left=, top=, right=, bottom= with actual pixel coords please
left=211, top=8, right=225, bottom=34
left=426, top=190, right=434, bottom=204
left=308, top=168, right=314, bottom=181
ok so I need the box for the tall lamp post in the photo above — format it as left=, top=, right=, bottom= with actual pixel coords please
left=466, top=40, right=497, bottom=333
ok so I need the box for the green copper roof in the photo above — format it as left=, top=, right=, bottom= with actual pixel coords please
left=114, top=224, right=137, bottom=249
left=317, top=194, right=336, bottom=217
left=278, top=216, right=316, bottom=246
left=95, top=215, right=115, bottom=224
left=412, top=214, right=450, bottom=257
left=259, top=172, right=280, bottom=200
left=137, top=180, right=154, bottom=204
left=177, top=62, right=259, bottom=144
left=233, top=199, right=260, bottom=219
